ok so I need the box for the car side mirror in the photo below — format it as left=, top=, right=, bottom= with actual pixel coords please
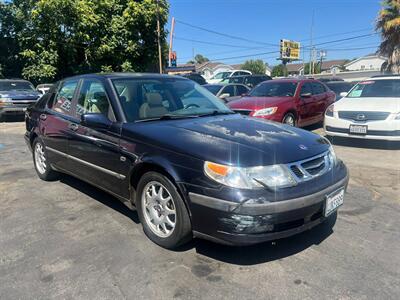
left=340, top=92, right=348, bottom=97
left=301, top=92, right=312, bottom=98
left=219, top=93, right=230, bottom=99
left=80, top=113, right=112, bottom=130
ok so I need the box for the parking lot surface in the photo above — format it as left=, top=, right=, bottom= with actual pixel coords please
left=1, top=121, right=399, bottom=299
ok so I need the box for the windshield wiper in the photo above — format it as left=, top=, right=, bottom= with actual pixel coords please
left=135, top=114, right=200, bottom=123
left=198, top=110, right=237, bottom=117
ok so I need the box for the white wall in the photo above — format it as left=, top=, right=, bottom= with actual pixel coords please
left=346, top=56, right=386, bottom=71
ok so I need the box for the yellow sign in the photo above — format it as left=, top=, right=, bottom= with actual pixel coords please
left=280, top=39, right=300, bottom=60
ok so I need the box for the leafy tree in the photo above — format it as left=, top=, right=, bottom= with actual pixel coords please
left=271, top=64, right=285, bottom=77
left=304, top=62, right=321, bottom=75
left=187, top=54, right=209, bottom=64
left=376, top=0, right=400, bottom=73
left=241, top=59, right=266, bottom=74
left=0, top=0, right=169, bottom=83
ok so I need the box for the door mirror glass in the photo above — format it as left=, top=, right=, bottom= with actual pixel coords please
left=80, top=113, right=112, bottom=129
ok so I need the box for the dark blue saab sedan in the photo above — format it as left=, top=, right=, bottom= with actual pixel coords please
left=25, top=73, right=348, bottom=248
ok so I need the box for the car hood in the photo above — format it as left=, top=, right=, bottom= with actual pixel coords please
left=228, top=96, right=292, bottom=110
left=0, top=90, right=41, bottom=100
left=122, top=114, right=329, bottom=167
left=335, top=97, right=400, bottom=113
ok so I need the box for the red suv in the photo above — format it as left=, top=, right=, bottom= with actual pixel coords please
left=228, top=79, right=335, bottom=127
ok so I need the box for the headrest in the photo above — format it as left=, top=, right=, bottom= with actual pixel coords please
left=145, top=92, right=163, bottom=106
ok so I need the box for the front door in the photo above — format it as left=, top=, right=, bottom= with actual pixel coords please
left=67, top=78, right=127, bottom=198
left=40, top=80, right=79, bottom=171
left=298, top=82, right=315, bottom=126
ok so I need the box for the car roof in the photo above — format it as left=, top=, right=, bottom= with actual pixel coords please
left=0, top=79, right=32, bottom=83
left=270, top=78, right=318, bottom=83
left=370, top=75, right=400, bottom=80
left=61, top=72, right=187, bottom=81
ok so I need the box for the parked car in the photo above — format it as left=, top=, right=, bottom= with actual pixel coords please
left=203, top=83, right=250, bottom=102
left=228, top=79, right=336, bottom=127
left=0, top=79, right=41, bottom=121
left=36, top=83, right=54, bottom=95
left=324, top=75, right=400, bottom=141
left=325, top=81, right=355, bottom=101
left=225, top=74, right=272, bottom=88
left=207, top=70, right=252, bottom=84
left=25, top=73, right=348, bottom=248
left=178, top=73, right=206, bottom=85
left=316, top=77, right=344, bottom=83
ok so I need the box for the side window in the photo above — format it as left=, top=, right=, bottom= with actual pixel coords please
left=236, top=85, right=249, bottom=95
left=76, top=80, right=113, bottom=120
left=300, top=83, right=313, bottom=96
left=49, top=80, right=78, bottom=115
left=221, top=85, right=235, bottom=96
left=312, top=82, right=325, bottom=95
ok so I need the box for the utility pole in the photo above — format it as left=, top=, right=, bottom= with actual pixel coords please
left=156, top=0, right=163, bottom=74
left=309, top=10, right=314, bottom=75
left=168, top=17, right=175, bottom=67
left=319, top=50, right=326, bottom=73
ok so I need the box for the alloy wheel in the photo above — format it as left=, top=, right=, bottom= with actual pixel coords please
left=141, top=181, right=176, bottom=238
left=34, top=143, right=47, bottom=174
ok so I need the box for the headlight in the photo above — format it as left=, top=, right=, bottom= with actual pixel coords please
left=325, top=104, right=334, bottom=117
left=327, top=145, right=337, bottom=166
left=204, top=161, right=297, bottom=189
left=0, top=97, right=12, bottom=106
left=395, top=112, right=400, bottom=120
left=253, top=107, right=277, bottom=117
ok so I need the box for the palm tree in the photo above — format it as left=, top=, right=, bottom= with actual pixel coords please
left=376, top=0, right=400, bottom=73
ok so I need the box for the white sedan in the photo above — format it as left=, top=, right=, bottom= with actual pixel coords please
left=324, top=75, right=400, bottom=141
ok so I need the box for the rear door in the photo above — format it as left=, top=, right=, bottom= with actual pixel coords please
left=67, top=78, right=127, bottom=198
left=311, top=81, right=329, bottom=122
left=297, top=82, right=315, bottom=126
left=40, top=79, right=79, bottom=171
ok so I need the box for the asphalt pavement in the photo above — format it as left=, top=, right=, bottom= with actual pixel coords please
left=1, top=120, right=399, bottom=299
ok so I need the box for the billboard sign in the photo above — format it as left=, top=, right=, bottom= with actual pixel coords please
left=280, top=39, right=300, bottom=60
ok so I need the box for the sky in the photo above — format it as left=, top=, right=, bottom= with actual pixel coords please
left=167, top=0, right=382, bottom=66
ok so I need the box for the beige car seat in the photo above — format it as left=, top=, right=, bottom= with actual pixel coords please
left=139, top=92, right=168, bottom=118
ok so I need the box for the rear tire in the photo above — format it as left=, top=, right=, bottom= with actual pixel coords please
left=136, top=172, right=192, bottom=249
left=282, top=112, right=296, bottom=126
left=32, top=138, right=59, bottom=181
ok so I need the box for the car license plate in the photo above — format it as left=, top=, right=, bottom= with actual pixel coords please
left=325, top=188, right=344, bottom=217
left=349, top=124, right=367, bottom=135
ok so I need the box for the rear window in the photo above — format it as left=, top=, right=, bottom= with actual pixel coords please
left=347, top=79, right=400, bottom=98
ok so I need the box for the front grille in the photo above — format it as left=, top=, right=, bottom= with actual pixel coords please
left=338, top=111, right=389, bottom=121
left=287, top=151, right=332, bottom=182
left=233, top=109, right=252, bottom=116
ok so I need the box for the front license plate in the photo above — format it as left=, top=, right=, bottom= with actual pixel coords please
left=349, top=124, right=367, bottom=135
left=325, top=188, right=344, bottom=217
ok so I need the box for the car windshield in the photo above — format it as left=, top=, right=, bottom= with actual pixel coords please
left=0, top=81, right=35, bottom=91
left=347, top=79, right=400, bottom=98
left=212, top=72, right=231, bottom=79
left=203, top=84, right=223, bottom=95
left=249, top=81, right=298, bottom=97
left=112, top=78, right=233, bottom=122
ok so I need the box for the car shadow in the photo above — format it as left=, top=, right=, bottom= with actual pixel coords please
left=59, top=174, right=140, bottom=224
left=59, top=174, right=335, bottom=265
left=0, top=115, right=25, bottom=122
left=326, top=136, right=400, bottom=150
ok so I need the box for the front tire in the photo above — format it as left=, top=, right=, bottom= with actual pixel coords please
left=282, top=112, right=296, bottom=126
left=136, top=172, right=192, bottom=249
left=32, top=138, right=59, bottom=181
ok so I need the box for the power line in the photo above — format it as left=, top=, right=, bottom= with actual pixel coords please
left=174, top=36, right=272, bottom=49
left=175, top=19, right=277, bottom=46
left=300, top=28, right=373, bottom=42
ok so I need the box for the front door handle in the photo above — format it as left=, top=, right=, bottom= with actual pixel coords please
left=39, top=114, right=47, bottom=121
left=68, top=123, right=79, bottom=131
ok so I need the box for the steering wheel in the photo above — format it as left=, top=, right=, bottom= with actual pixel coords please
left=184, top=103, right=200, bottom=109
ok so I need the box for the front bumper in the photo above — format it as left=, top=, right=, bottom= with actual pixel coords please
left=324, top=115, right=400, bottom=141
left=188, top=170, right=349, bottom=246
left=0, top=105, right=30, bottom=115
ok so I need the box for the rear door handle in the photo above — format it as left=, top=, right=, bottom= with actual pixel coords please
left=68, top=123, right=79, bottom=131
left=39, top=114, right=47, bottom=121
